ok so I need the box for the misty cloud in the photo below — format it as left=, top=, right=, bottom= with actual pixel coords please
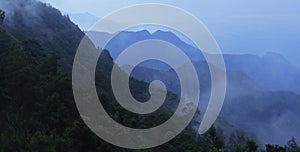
left=0, top=0, right=50, bottom=27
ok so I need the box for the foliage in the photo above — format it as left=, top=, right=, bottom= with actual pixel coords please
left=265, top=144, right=287, bottom=152
left=264, top=137, right=300, bottom=152
left=287, top=137, right=300, bottom=152
left=226, top=130, right=258, bottom=152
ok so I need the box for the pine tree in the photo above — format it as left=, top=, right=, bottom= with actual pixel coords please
left=204, top=125, right=225, bottom=151
left=246, top=139, right=258, bottom=152
left=287, top=137, right=300, bottom=152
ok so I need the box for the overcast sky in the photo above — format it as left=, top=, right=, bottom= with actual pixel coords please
left=40, top=0, right=299, bottom=22
left=39, top=0, right=300, bottom=65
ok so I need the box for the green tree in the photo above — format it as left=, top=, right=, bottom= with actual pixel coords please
left=246, top=139, right=259, bottom=152
left=204, top=125, right=225, bottom=151
left=227, top=130, right=246, bottom=152
left=227, top=130, right=258, bottom=152
left=265, top=144, right=287, bottom=152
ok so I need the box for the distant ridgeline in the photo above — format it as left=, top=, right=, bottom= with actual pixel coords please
left=0, top=0, right=300, bottom=151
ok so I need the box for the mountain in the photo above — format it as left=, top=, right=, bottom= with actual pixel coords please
left=0, top=24, right=19, bottom=50
left=68, top=12, right=99, bottom=30
left=119, top=56, right=300, bottom=145
left=2, top=0, right=84, bottom=73
left=1, top=0, right=299, bottom=150
left=87, top=30, right=204, bottom=63
left=88, top=30, right=300, bottom=93
left=223, top=53, right=300, bottom=93
left=221, top=91, right=300, bottom=145
left=87, top=30, right=300, bottom=145
left=1, top=1, right=246, bottom=151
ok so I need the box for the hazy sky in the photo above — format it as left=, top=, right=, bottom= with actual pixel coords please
left=40, top=0, right=299, bottom=19
left=40, top=0, right=300, bottom=65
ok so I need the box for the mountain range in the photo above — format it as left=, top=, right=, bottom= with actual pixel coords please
left=86, top=29, right=300, bottom=145
left=0, top=0, right=299, bottom=149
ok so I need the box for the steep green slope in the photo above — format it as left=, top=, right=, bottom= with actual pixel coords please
left=0, top=25, right=227, bottom=151
left=3, top=0, right=298, bottom=151
left=2, top=0, right=84, bottom=73
left=0, top=26, right=19, bottom=50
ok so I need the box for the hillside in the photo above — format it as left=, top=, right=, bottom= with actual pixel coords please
left=0, top=25, right=19, bottom=50
left=0, top=23, right=219, bottom=152
left=0, top=1, right=235, bottom=151
left=87, top=30, right=300, bottom=146
left=1, top=0, right=300, bottom=151
left=2, top=0, right=84, bottom=73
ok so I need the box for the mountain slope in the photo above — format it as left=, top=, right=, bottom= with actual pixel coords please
left=221, top=91, right=300, bottom=145
left=0, top=25, right=19, bottom=50
left=0, top=1, right=237, bottom=151
left=2, top=0, right=84, bottom=73
left=87, top=30, right=204, bottom=62
left=223, top=53, right=300, bottom=93
left=1, top=0, right=299, bottom=149
left=89, top=30, right=300, bottom=145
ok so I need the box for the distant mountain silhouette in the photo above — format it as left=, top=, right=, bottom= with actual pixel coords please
left=87, top=30, right=204, bottom=63
left=87, top=30, right=300, bottom=145
left=68, top=12, right=99, bottom=30
left=223, top=52, right=300, bottom=93
left=88, top=30, right=300, bottom=93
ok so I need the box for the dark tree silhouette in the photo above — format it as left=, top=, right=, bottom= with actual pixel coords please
left=287, top=137, right=300, bottom=152
left=246, top=139, right=259, bottom=152
left=0, top=10, right=5, bottom=24
left=266, top=144, right=287, bottom=152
